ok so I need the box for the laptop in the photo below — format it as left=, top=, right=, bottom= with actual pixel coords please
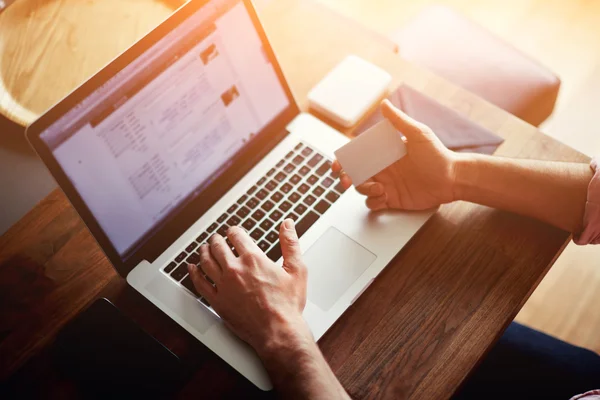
left=26, top=0, right=433, bottom=390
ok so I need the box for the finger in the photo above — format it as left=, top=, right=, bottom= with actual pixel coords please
left=188, top=263, right=217, bottom=300
left=227, top=226, right=258, bottom=255
left=279, top=219, right=305, bottom=274
left=366, top=194, right=388, bottom=211
left=339, top=172, right=353, bottom=189
left=355, top=181, right=385, bottom=197
left=199, top=243, right=222, bottom=284
left=209, top=234, right=235, bottom=269
left=332, top=160, right=343, bottom=174
left=381, top=99, right=432, bottom=143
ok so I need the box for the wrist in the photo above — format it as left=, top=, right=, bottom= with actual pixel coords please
left=254, top=316, right=315, bottom=362
left=451, top=153, right=479, bottom=202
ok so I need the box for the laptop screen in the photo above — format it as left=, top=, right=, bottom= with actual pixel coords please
left=39, top=0, right=290, bottom=257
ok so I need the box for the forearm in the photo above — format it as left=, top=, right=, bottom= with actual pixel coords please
left=256, top=320, right=350, bottom=400
left=454, top=154, right=593, bottom=233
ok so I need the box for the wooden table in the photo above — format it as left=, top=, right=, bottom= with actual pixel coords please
left=0, top=0, right=588, bottom=398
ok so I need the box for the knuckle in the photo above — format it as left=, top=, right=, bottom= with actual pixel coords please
left=210, top=239, right=225, bottom=251
left=239, top=252, right=258, bottom=266
left=280, top=232, right=298, bottom=247
left=227, top=225, right=242, bottom=238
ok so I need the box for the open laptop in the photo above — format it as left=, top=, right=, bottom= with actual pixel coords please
left=26, top=0, right=433, bottom=390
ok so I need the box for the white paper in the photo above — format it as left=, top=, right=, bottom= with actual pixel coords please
left=334, top=119, right=407, bottom=186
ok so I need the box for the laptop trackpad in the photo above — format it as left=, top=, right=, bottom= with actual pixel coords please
left=303, top=227, right=377, bottom=311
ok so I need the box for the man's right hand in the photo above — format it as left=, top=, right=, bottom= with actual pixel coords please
left=332, top=99, right=460, bottom=211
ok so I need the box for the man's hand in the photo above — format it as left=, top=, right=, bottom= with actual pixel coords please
left=187, top=219, right=310, bottom=354
left=332, top=99, right=459, bottom=211
left=188, top=219, right=350, bottom=399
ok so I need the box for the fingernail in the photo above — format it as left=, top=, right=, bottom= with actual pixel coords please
left=283, top=219, right=294, bottom=230
left=187, top=264, right=193, bottom=272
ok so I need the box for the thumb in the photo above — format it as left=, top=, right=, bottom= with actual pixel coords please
left=381, top=99, right=432, bottom=143
left=279, top=219, right=304, bottom=274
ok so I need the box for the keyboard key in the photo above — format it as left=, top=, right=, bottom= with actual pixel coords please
left=307, top=153, right=323, bottom=167
left=207, top=223, right=218, bottom=233
left=247, top=186, right=257, bottom=195
left=266, top=212, right=319, bottom=262
left=227, top=204, right=238, bottom=213
left=260, top=219, right=274, bottom=231
left=182, top=275, right=199, bottom=297
left=265, top=180, right=278, bottom=191
left=271, top=191, right=284, bottom=203
left=217, top=213, right=228, bottom=224
left=267, top=168, right=276, bottom=177
left=227, top=215, right=241, bottom=226
left=266, top=245, right=282, bottom=261
left=252, top=209, right=266, bottom=221
left=204, top=274, right=215, bottom=285
left=313, top=186, right=325, bottom=197
left=187, top=252, right=200, bottom=265
left=322, top=177, right=334, bottom=188
left=303, top=195, right=316, bottom=206
left=296, top=211, right=319, bottom=237
left=314, top=200, right=331, bottom=214
left=289, top=192, right=301, bottom=203
left=164, top=261, right=177, bottom=274
left=261, top=200, right=275, bottom=212
left=326, top=191, right=340, bottom=203
left=280, top=201, right=292, bottom=212
left=250, top=228, right=265, bottom=241
left=266, top=231, right=279, bottom=243
left=242, top=219, right=257, bottom=231
left=298, top=183, right=310, bottom=194
left=301, top=147, right=313, bottom=156
left=246, top=197, right=259, bottom=209
left=237, top=195, right=248, bottom=205
left=256, top=189, right=269, bottom=200
left=270, top=210, right=283, bottom=221
left=316, top=160, right=332, bottom=176
left=292, top=155, right=305, bottom=165
left=175, top=251, right=187, bottom=263
left=258, top=240, right=271, bottom=252
left=285, top=151, right=294, bottom=159
left=276, top=159, right=285, bottom=168
left=217, top=225, right=229, bottom=237
left=196, top=232, right=208, bottom=243
left=290, top=174, right=301, bottom=185
left=277, top=213, right=297, bottom=230
left=281, top=183, right=293, bottom=194
left=171, top=263, right=188, bottom=281
left=186, top=242, right=198, bottom=253
left=294, top=143, right=304, bottom=151
left=275, top=172, right=287, bottom=182
left=299, top=166, right=310, bottom=176
left=236, top=206, right=250, bottom=219
left=294, top=203, right=307, bottom=216
left=334, top=181, right=347, bottom=194
left=286, top=212, right=299, bottom=222
left=226, top=238, right=236, bottom=254
left=284, top=163, right=296, bottom=174
left=307, top=175, right=319, bottom=185
left=257, top=177, right=266, bottom=186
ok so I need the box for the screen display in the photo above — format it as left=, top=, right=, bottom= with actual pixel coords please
left=40, top=0, right=290, bottom=257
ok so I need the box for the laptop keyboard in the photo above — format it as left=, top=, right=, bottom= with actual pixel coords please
left=162, top=142, right=347, bottom=305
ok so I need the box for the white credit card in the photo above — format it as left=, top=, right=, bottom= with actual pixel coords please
left=334, top=119, right=407, bottom=186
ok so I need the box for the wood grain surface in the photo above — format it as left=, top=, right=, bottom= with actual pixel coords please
left=0, top=0, right=589, bottom=399
left=0, top=0, right=185, bottom=126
